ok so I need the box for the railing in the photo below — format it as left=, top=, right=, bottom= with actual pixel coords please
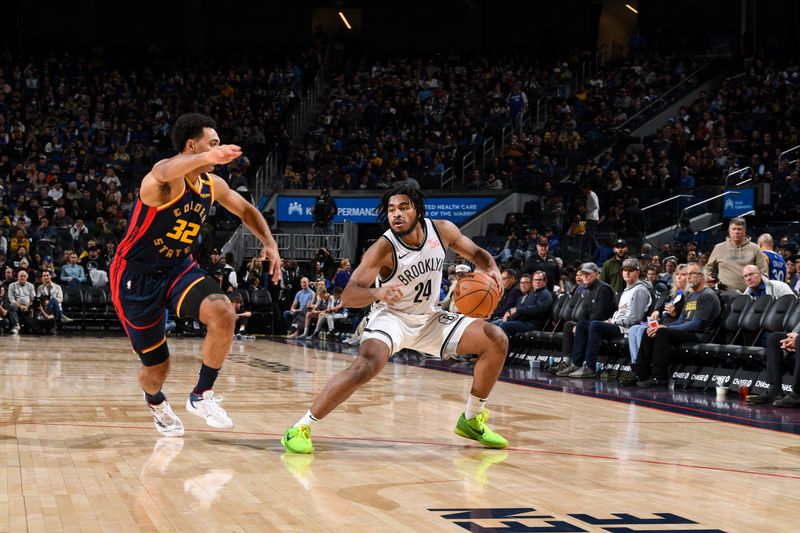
left=288, top=64, right=327, bottom=142
left=462, top=151, right=475, bottom=186
left=612, top=60, right=715, bottom=134
left=677, top=189, right=742, bottom=231
left=641, top=193, right=695, bottom=231
left=534, top=96, right=548, bottom=129
left=723, top=166, right=752, bottom=189
left=482, top=138, right=495, bottom=167
left=500, top=123, right=513, bottom=153
left=778, top=144, right=800, bottom=171
left=440, top=166, right=455, bottom=189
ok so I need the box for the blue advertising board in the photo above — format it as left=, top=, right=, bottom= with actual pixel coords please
left=277, top=196, right=496, bottom=223
left=722, top=188, right=754, bottom=218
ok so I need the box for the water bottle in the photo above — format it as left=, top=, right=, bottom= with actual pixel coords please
left=595, top=362, right=602, bottom=374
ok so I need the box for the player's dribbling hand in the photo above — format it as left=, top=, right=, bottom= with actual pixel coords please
left=205, top=144, right=242, bottom=165
left=379, top=282, right=404, bottom=305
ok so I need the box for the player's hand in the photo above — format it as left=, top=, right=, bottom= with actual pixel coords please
left=204, top=144, right=242, bottom=165
left=487, top=268, right=503, bottom=295
left=259, top=240, right=282, bottom=284
left=378, top=282, right=404, bottom=305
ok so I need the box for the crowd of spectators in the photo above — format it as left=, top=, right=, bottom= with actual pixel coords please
left=0, top=43, right=324, bottom=334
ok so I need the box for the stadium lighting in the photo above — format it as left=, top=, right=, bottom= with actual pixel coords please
left=338, top=11, right=352, bottom=30
left=625, top=3, right=639, bottom=14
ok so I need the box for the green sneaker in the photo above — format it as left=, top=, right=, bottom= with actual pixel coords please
left=454, top=409, right=508, bottom=449
left=281, top=424, right=314, bottom=454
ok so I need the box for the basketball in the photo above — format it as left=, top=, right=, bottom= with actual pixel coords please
left=453, top=271, right=502, bottom=318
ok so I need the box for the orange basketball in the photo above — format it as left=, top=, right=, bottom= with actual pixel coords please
left=453, top=271, right=502, bottom=318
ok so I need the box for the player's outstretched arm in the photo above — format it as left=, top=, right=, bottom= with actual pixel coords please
left=341, top=238, right=402, bottom=307
left=212, top=176, right=282, bottom=284
left=435, top=219, right=502, bottom=290
left=151, top=145, right=242, bottom=185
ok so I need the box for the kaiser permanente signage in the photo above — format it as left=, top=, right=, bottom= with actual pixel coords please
left=277, top=196, right=496, bottom=223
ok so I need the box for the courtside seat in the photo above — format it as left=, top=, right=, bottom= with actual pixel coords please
left=685, top=294, right=751, bottom=359
left=736, top=294, right=798, bottom=364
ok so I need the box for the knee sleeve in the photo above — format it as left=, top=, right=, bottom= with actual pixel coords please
left=139, top=341, right=170, bottom=367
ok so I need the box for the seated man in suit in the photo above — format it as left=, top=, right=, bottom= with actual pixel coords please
left=496, top=272, right=553, bottom=338
left=746, top=317, right=800, bottom=407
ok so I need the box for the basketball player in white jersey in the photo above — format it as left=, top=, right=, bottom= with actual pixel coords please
left=282, top=185, right=509, bottom=453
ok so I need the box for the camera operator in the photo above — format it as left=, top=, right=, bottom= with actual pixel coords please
left=312, top=189, right=337, bottom=235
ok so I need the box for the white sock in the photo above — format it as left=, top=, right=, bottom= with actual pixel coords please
left=465, top=394, right=487, bottom=419
left=294, top=410, right=320, bottom=428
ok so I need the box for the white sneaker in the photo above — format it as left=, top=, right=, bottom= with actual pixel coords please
left=10, top=326, right=19, bottom=335
left=186, top=390, right=234, bottom=429
left=147, top=397, right=185, bottom=437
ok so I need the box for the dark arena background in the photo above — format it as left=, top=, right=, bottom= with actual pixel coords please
left=1, top=1, right=799, bottom=531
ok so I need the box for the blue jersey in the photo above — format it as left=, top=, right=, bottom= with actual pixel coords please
left=116, top=174, right=215, bottom=270
left=763, top=250, right=786, bottom=282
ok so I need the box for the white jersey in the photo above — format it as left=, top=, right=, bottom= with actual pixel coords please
left=376, top=218, right=445, bottom=315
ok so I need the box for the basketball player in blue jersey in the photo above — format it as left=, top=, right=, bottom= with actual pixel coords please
left=282, top=185, right=509, bottom=453
left=758, top=233, right=787, bottom=282
left=110, top=113, right=281, bottom=437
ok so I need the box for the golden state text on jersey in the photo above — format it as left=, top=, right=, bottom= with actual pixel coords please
left=116, top=174, right=214, bottom=268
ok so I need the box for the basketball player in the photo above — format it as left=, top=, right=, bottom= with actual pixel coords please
left=282, top=185, right=509, bottom=453
left=110, top=113, right=281, bottom=437
left=758, top=233, right=787, bottom=282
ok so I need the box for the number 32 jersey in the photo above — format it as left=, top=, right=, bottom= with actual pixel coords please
left=376, top=218, right=445, bottom=315
left=116, top=174, right=214, bottom=270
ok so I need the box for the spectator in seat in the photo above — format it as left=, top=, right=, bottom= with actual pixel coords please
left=309, top=286, right=348, bottom=339
left=0, top=286, right=11, bottom=333
left=496, top=273, right=553, bottom=338
left=283, top=277, right=314, bottom=336
left=746, top=316, right=800, bottom=407
left=705, top=217, right=767, bottom=291
left=645, top=265, right=669, bottom=295
left=522, top=237, right=560, bottom=288
left=600, top=238, right=629, bottom=297
left=333, top=258, right=351, bottom=291
left=548, top=262, right=617, bottom=375
left=442, top=264, right=471, bottom=313
left=229, top=292, right=252, bottom=337
left=557, top=258, right=652, bottom=378
left=297, top=280, right=333, bottom=339
left=489, top=269, right=522, bottom=321
left=788, top=254, right=800, bottom=293
left=622, top=264, right=689, bottom=384
left=741, top=264, right=794, bottom=300
left=60, top=251, right=87, bottom=287
left=36, top=270, right=73, bottom=326
left=634, top=262, right=721, bottom=387
left=7, top=270, right=36, bottom=335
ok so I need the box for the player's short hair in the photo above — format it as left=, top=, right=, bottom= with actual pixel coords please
left=229, top=292, right=243, bottom=304
left=171, top=113, right=216, bottom=152
left=376, top=184, right=426, bottom=224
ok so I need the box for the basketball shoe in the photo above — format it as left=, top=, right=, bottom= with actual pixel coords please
left=454, top=409, right=508, bottom=448
left=186, top=390, right=234, bottom=429
left=281, top=424, right=314, bottom=454
left=146, top=395, right=184, bottom=437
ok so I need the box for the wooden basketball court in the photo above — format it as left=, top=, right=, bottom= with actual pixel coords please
left=0, top=335, right=797, bottom=532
